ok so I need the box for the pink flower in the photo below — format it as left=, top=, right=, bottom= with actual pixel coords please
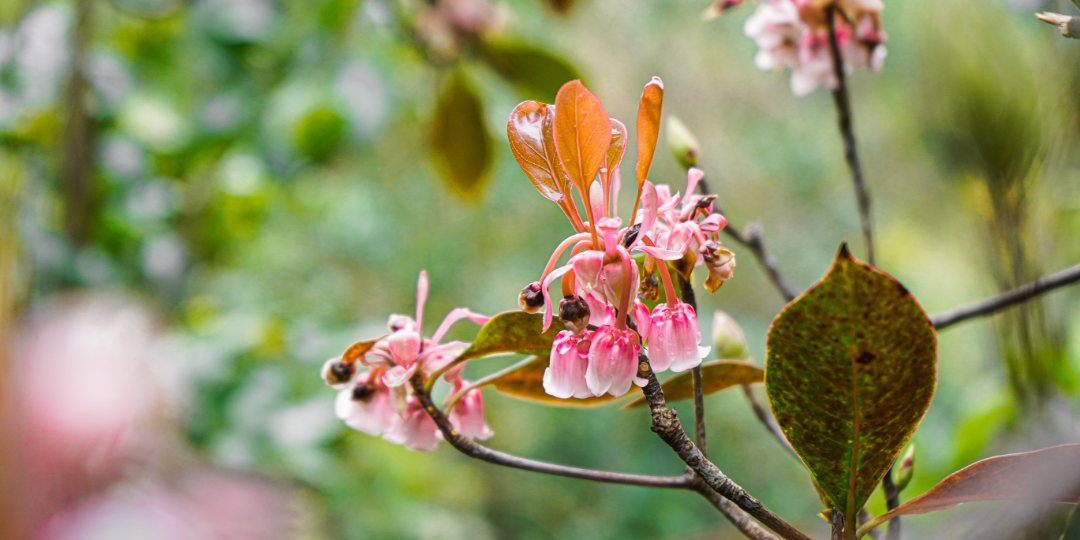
left=389, top=398, right=443, bottom=452
left=586, top=326, right=641, bottom=397
left=543, top=330, right=594, bottom=399
left=648, top=301, right=708, bottom=373
left=448, top=379, right=494, bottom=440
left=335, top=369, right=404, bottom=438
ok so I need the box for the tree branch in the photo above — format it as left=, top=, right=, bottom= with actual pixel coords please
left=408, top=374, right=781, bottom=539
left=880, top=469, right=901, bottom=540
left=636, top=352, right=814, bottom=540
left=678, top=275, right=708, bottom=458
left=408, top=374, right=691, bottom=488
left=825, top=5, right=875, bottom=267
left=930, top=262, right=1080, bottom=330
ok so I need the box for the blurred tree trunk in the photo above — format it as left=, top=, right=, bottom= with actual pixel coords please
left=62, top=0, right=96, bottom=248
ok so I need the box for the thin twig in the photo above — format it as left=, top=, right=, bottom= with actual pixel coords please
left=741, top=385, right=797, bottom=458
left=678, top=275, right=708, bottom=458
left=636, top=352, right=814, bottom=540
left=930, top=262, right=1080, bottom=330
left=697, top=176, right=798, bottom=302
left=825, top=5, right=875, bottom=267
left=408, top=374, right=692, bottom=488
left=880, top=468, right=901, bottom=540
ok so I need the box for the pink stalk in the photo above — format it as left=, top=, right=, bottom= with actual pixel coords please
left=540, top=232, right=593, bottom=282
left=615, top=246, right=635, bottom=330
left=415, top=271, right=429, bottom=336
left=643, top=237, right=678, bottom=309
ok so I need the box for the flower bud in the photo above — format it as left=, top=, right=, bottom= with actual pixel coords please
left=702, top=241, right=735, bottom=293
left=321, top=357, right=356, bottom=388
left=667, top=116, right=701, bottom=169
left=559, top=295, right=591, bottom=334
left=895, top=444, right=915, bottom=492
left=388, top=314, right=415, bottom=332
left=351, top=383, right=375, bottom=403
left=711, top=310, right=748, bottom=360
left=518, top=282, right=544, bottom=313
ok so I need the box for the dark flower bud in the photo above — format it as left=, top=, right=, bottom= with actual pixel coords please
left=621, top=223, right=641, bottom=248
left=321, top=358, right=357, bottom=388
left=559, top=295, right=591, bottom=334
left=639, top=273, right=660, bottom=301
left=518, top=282, right=544, bottom=313
left=351, top=384, right=375, bottom=403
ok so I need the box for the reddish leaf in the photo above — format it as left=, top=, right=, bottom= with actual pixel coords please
left=858, top=445, right=1080, bottom=537
left=606, top=118, right=627, bottom=178
left=490, top=355, right=635, bottom=407
left=622, top=360, right=763, bottom=409
left=635, top=77, right=664, bottom=188
left=508, top=102, right=566, bottom=203
left=553, top=81, right=610, bottom=202
left=342, top=336, right=385, bottom=363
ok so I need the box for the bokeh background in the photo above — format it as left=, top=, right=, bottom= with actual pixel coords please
left=2, top=0, right=1080, bottom=538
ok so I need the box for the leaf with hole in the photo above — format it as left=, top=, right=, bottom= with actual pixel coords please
left=857, top=445, right=1080, bottom=537
left=553, top=81, right=610, bottom=202
left=457, top=312, right=563, bottom=362
left=431, top=70, right=491, bottom=197
left=481, top=41, right=582, bottom=103
left=489, top=355, right=634, bottom=407
left=766, top=244, right=937, bottom=531
left=622, top=360, right=763, bottom=409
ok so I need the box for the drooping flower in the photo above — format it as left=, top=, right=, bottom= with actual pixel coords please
left=542, top=330, right=594, bottom=399
left=447, top=377, right=495, bottom=440
left=586, top=325, right=641, bottom=398
left=322, top=270, right=490, bottom=452
left=648, top=301, right=709, bottom=373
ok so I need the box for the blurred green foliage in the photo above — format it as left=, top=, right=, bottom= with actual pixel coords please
left=2, top=0, right=1080, bottom=538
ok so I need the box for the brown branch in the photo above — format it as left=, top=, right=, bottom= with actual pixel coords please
left=825, top=5, right=875, bottom=267
left=880, top=468, right=901, bottom=540
left=678, top=275, right=708, bottom=458
left=408, top=374, right=691, bottom=489
left=62, top=0, right=96, bottom=247
left=930, top=262, right=1080, bottom=330
left=408, top=374, right=780, bottom=539
left=636, top=352, right=814, bottom=540
left=831, top=508, right=844, bottom=540
left=690, top=478, right=780, bottom=540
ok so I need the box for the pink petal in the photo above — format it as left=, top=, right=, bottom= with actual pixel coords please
left=430, top=308, right=490, bottom=346
left=541, top=265, right=573, bottom=332
left=415, top=271, right=429, bottom=335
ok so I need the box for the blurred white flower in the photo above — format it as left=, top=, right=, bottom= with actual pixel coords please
left=142, top=234, right=186, bottom=282
left=120, top=95, right=191, bottom=153
left=101, top=137, right=146, bottom=179
left=88, top=51, right=134, bottom=109
left=15, top=7, right=70, bottom=106
left=218, top=152, right=266, bottom=196
left=335, top=61, right=388, bottom=139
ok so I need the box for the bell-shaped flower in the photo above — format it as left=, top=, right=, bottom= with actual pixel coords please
left=388, top=398, right=442, bottom=452
left=543, top=330, right=594, bottom=399
left=648, top=301, right=708, bottom=373
left=599, top=254, right=639, bottom=309
left=448, top=379, right=494, bottom=440
left=586, top=326, right=641, bottom=397
left=335, top=370, right=404, bottom=438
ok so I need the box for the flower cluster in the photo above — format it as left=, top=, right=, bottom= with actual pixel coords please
left=508, top=78, right=735, bottom=401
left=726, top=0, right=887, bottom=96
left=321, top=271, right=493, bottom=452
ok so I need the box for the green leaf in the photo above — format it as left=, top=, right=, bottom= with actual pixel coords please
left=622, top=360, right=763, bottom=409
left=431, top=70, right=492, bottom=196
left=489, top=355, right=632, bottom=407
left=457, top=311, right=563, bottom=362
left=480, top=41, right=582, bottom=104
left=765, top=244, right=937, bottom=528
left=1073, top=0, right=1080, bottom=13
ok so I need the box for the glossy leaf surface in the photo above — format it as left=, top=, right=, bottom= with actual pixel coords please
left=635, top=77, right=663, bottom=187
left=481, top=41, right=581, bottom=103
left=490, top=355, right=633, bottom=407
left=508, top=102, right=565, bottom=203
left=766, top=245, right=937, bottom=524
left=553, top=81, right=610, bottom=198
left=606, top=118, right=627, bottom=179
left=431, top=71, right=491, bottom=196
left=457, top=312, right=562, bottom=362
left=623, top=360, right=763, bottom=409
